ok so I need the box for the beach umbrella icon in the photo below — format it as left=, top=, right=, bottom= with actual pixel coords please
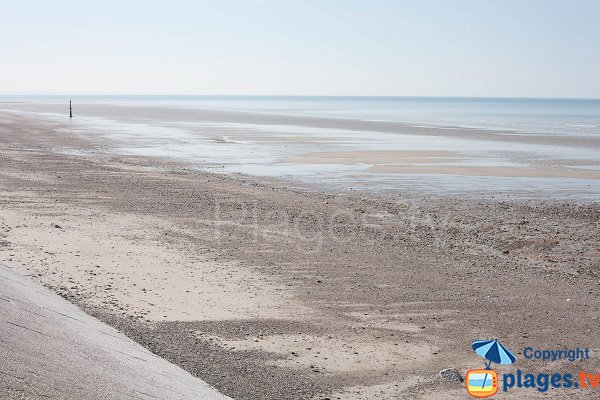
left=470, top=339, right=516, bottom=392
left=472, top=339, right=516, bottom=369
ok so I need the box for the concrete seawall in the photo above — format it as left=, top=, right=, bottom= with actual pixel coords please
left=0, top=263, right=231, bottom=400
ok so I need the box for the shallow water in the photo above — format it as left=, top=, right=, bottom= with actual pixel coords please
left=1, top=95, right=599, bottom=199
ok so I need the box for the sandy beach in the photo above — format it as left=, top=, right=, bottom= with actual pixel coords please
left=0, top=109, right=598, bottom=399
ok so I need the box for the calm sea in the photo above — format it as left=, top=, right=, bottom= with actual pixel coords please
left=1, top=95, right=599, bottom=199
left=3, top=95, right=600, bottom=136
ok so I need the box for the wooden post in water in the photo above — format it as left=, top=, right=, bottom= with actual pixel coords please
left=69, top=99, right=73, bottom=118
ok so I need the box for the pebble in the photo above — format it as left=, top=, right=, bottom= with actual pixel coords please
left=439, top=368, right=463, bottom=383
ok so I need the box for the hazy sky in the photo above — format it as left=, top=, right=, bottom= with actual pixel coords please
left=1, top=0, right=599, bottom=97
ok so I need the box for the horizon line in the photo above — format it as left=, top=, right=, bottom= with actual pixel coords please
left=0, top=93, right=599, bottom=101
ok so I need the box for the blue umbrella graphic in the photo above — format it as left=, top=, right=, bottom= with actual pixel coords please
left=471, top=339, right=516, bottom=389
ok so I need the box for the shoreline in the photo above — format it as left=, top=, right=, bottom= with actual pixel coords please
left=1, top=102, right=599, bottom=201
left=2, top=104, right=600, bottom=203
left=0, top=112, right=599, bottom=399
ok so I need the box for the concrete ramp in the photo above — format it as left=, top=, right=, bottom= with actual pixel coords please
left=0, top=263, right=232, bottom=400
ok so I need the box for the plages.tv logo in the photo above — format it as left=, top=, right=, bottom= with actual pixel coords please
left=466, top=339, right=516, bottom=398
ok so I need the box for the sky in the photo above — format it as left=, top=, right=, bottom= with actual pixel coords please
left=1, top=0, right=599, bottom=98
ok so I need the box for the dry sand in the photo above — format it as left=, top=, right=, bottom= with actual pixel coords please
left=0, top=111, right=599, bottom=399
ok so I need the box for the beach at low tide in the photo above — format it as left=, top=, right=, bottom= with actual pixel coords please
left=0, top=98, right=599, bottom=399
left=2, top=96, right=599, bottom=198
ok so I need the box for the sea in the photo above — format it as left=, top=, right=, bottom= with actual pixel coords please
left=1, top=95, right=599, bottom=199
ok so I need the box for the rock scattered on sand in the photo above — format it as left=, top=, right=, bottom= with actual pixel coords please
left=439, top=368, right=463, bottom=383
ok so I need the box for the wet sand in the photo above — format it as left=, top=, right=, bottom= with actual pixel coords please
left=2, top=101, right=600, bottom=199
left=6, top=102, right=600, bottom=148
left=287, top=150, right=600, bottom=179
left=369, top=164, right=600, bottom=179
left=0, top=111, right=599, bottom=399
